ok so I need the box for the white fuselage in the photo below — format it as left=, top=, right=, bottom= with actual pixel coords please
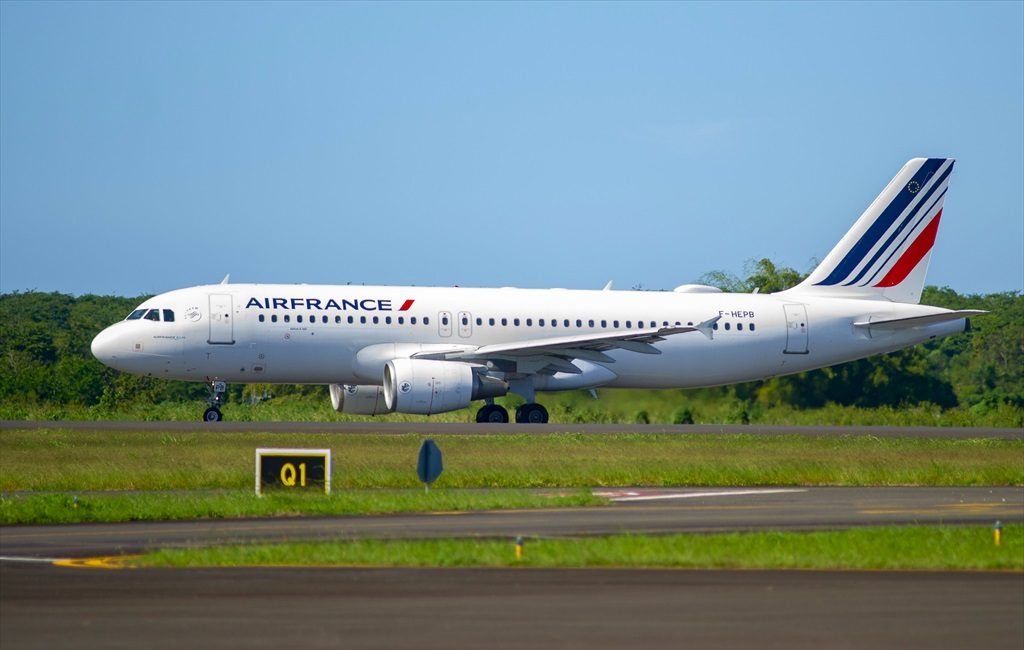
left=90, top=283, right=965, bottom=390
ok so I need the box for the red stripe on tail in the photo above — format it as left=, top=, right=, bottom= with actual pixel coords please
left=874, top=210, right=942, bottom=288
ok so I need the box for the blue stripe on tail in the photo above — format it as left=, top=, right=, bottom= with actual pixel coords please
left=815, top=158, right=946, bottom=287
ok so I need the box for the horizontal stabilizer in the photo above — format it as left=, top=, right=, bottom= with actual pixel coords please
left=853, top=310, right=986, bottom=331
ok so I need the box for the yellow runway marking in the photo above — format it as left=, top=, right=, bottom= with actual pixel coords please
left=53, top=556, right=136, bottom=570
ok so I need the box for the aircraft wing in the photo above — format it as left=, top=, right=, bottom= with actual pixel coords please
left=412, top=316, right=720, bottom=374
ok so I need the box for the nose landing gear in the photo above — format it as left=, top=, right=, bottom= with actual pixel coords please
left=203, top=380, right=227, bottom=422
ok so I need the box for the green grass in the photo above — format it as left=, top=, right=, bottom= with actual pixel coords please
left=2, top=430, right=1021, bottom=492
left=3, top=389, right=1021, bottom=427
left=0, top=489, right=602, bottom=525
left=133, top=525, right=1024, bottom=571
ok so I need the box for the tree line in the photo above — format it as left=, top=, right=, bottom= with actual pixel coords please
left=1, top=260, right=1021, bottom=415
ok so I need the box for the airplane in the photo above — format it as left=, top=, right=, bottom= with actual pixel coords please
left=91, top=157, right=983, bottom=423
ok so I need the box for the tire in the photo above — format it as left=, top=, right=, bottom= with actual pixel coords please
left=515, top=403, right=548, bottom=424
left=203, top=407, right=223, bottom=422
left=476, top=404, right=509, bottom=423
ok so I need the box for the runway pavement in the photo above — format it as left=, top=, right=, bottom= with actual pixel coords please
left=2, top=486, right=1022, bottom=649
left=2, top=562, right=1021, bottom=650
left=3, top=419, right=1022, bottom=438
left=2, top=487, right=1021, bottom=558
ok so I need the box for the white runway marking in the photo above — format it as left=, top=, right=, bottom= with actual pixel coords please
left=602, top=488, right=808, bottom=503
left=0, top=555, right=68, bottom=564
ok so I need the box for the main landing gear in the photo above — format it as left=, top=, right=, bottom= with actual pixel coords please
left=203, top=380, right=227, bottom=422
left=473, top=402, right=549, bottom=424
left=515, top=403, right=549, bottom=424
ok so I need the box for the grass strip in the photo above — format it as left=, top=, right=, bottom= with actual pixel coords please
left=0, top=488, right=602, bottom=525
left=2, top=430, right=1021, bottom=491
left=132, top=525, right=1024, bottom=571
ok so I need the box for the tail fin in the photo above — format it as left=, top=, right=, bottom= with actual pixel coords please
left=786, top=158, right=954, bottom=304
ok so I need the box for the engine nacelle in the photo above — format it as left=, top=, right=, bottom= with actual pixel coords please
left=383, top=359, right=508, bottom=415
left=329, top=383, right=392, bottom=415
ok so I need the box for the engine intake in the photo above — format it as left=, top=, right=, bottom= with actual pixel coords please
left=383, top=359, right=507, bottom=415
left=329, top=383, right=392, bottom=415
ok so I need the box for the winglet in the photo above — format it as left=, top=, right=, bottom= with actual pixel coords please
left=696, top=315, right=721, bottom=340
left=220, top=274, right=231, bottom=285
left=602, top=280, right=613, bottom=291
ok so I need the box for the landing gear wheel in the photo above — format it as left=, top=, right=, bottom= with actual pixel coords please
left=203, top=380, right=228, bottom=421
left=476, top=404, right=510, bottom=423
left=514, top=403, right=549, bottom=424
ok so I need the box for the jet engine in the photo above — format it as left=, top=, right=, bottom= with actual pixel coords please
left=383, top=359, right=508, bottom=415
left=329, top=383, right=393, bottom=415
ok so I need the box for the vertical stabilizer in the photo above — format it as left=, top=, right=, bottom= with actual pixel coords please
left=785, top=158, right=954, bottom=304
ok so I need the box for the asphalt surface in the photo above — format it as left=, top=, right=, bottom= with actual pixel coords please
left=3, top=563, right=1021, bottom=650
left=3, top=420, right=1022, bottom=438
left=2, top=471, right=1022, bottom=648
left=2, top=487, right=1022, bottom=558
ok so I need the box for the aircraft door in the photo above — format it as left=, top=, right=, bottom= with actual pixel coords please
left=458, top=311, right=472, bottom=338
left=438, top=311, right=453, bottom=337
left=783, top=304, right=808, bottom=354
left=208, top=294, right=235, bottom=344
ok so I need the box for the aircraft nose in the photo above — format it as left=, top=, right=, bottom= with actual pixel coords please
left=90, top=326, right=121, bottom=367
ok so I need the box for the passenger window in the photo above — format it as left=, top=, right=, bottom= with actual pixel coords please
left=297, top=315, right=303, bottom=323
left=501, top=318, right=507, bottom=326
left=163, top=310, right=175, bottom=322
left=514, top=318, right=520, bottom=326
left=360, top=316, right=366, bottom=324
left=144, top=309, right=160, bottom=321
left=526, top=318, right=533, bottom=326
left=687, top=322, right=693, bottom=326
left=335, top=316, right=341, bottom=323
left=737, top=323, right=743, bottom=331
left=258, top=314, right=265, bottom=323
left=476, top=318, right=482, bottom=326
left=551, top=319, right=557, bottom=327
left=284, top=315, right=291, bottom=323
left=713, top=322, right=718, bottom=330
left=271, top=315, right=278, bottom=323
left=576, top=319, right=582, bottom=327
left=625, top=320, right=632, bottom=328
left=386, top=316, right=392, bottom=324
left=539, top=319, right=545, bottom=326
left=588, top=320, right=594, bottom=327
left=398, top=317, right=404, bottom=325
left=322, top=315, right=328, bottom=324
left=601, top=320, right=607, bottom=328
left=373, top=316, right=379, bottom=324
left=461, top=316, right=467, bottom=326
left=348, top=316, right=354, bottom=324
left=489, top=318, right=495, bottom=326
left=424, top=317, right=430, bottom=325
left=750, top=323, right=756, bottom=332
left=411, top=317, right=417, bottom=325
left=126, top=309, right=146, bottom=320
left=613, top=320, right=619, bottom=328
left=563, top=319, right=570, bottom=327
left=442, top=316, right=449, bottom=325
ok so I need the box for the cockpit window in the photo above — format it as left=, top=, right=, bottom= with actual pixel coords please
left=163, top=310, right=175, bottom=322
left=126, top=309, right=146, bottom=320
left=144, top=309, right=160, bottom=321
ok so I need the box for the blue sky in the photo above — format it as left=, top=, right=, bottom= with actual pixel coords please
left=2, top=1, right=1021, bottom=297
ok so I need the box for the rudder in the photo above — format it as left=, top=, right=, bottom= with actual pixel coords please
left=787, top=157, right=954, bottom=303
